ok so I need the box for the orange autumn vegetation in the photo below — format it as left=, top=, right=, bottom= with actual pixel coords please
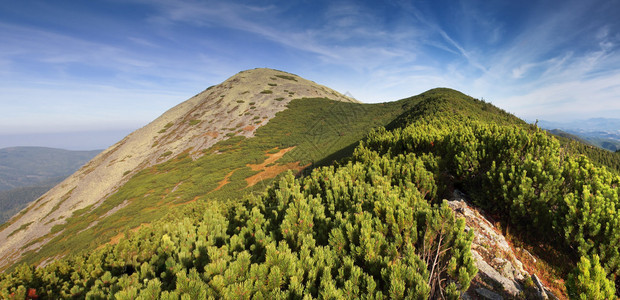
left=245, top=147, right=308, bottom=187
left=104, top=223, right=151, bottom=246
left=212, top=170, right=236, bottom=192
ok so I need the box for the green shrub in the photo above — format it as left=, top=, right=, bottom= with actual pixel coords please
left=275, top=75, right=297, bottom=81
left=7, top=221, right=33, bottom=237
left=566, top=255, right=616, bottom=300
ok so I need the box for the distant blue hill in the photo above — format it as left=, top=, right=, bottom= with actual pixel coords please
left=537, top=118, right=620, bottom=151
left=0, top=129, right=135, bottom=150
left=0, top=146, right=101, bottom=224
left=0, top=146, right=101, bottom=191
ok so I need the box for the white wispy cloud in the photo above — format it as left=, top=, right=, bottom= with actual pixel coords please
left=2, top=0, right=619, bottom=140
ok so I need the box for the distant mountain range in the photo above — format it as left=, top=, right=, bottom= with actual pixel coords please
left=0, top=147, right=100, bottom=224
left=537, top=118, right=620, bottom=151
left=0, top=147, right=101, bottom=191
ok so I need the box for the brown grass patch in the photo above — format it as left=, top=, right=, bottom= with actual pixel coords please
left=107, top=232, right=125, bottom=246
left=103, top=223, right=152, bottom=247
left=245, top=147, right=308, bottom=186
left=243, top=125, right=255, bottom=131
left=512, top=243, right=569, bottom=299
left=245, top=162, right=307, bottom=187
left=169, top=196, right=200, bottom=208
left=212, top=170, right=236, bottom=192
left=249, top=147, right=295, bottom=170
left=204, top=131, right=219, bottom=138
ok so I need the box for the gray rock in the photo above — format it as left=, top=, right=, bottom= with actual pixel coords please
left=449, top=190, right=543, bottom=297
left=472, top=250, right=523, bottom=296
left=532, top=274, right=549, bottom=299
left=544, top=287, right=559, bottom=300
left=517, top=247, right=537, bottom=263
left=475, top=287, right=504, bottom=300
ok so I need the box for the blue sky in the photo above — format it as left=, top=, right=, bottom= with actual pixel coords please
left=1, top=0, right=620, bottom=149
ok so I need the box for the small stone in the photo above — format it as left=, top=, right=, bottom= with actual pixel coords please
left=544, top=288, right=559, bottom=300
left=522, top=248, right=537, bottom=263
left=532, top=274, right=548, bottom=300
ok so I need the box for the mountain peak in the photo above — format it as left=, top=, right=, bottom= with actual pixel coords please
left=0, top=68, right=357, bottom=269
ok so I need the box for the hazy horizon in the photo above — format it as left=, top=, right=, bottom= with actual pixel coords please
left=0, top=128, right=136, bottom=151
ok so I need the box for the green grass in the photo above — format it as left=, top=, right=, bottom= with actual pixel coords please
left=260, top=90, right=273, bottom=94
left=158, top=122, right=174, bottom=133
left=188, top=119, right=201, bottom=126
left=275, top=74, right=297, bottom=81
left=8, top=221, right=33, bottom=237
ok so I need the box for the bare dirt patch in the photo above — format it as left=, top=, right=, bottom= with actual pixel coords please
left=243, top=125, right=255, bottom=131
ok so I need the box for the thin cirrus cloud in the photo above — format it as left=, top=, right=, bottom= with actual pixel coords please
left=0, top=0, right=619, bottom=144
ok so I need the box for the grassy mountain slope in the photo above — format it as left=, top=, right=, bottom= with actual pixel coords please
left=547, top=129, right=590, bottom=144
left=0, top=68, right=360, bottom=271
left=546, top=127, right=620, bottom=152
left=551, top=131, right=620, bottom=174
left=0, top=147, right=100, bottom=191
left=538, top=118, right=620, bottom=152
left=581, top=136, right=620, bottom=152
left=2, top=86, right=619, bottom=298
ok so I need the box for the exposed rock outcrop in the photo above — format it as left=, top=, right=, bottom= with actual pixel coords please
left=448, top=190, right=554, bottom=299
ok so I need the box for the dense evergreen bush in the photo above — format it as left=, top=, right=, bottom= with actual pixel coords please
left=360, top=105, right=620, bottom=296
left=0, top=163, right=477, bottom=299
